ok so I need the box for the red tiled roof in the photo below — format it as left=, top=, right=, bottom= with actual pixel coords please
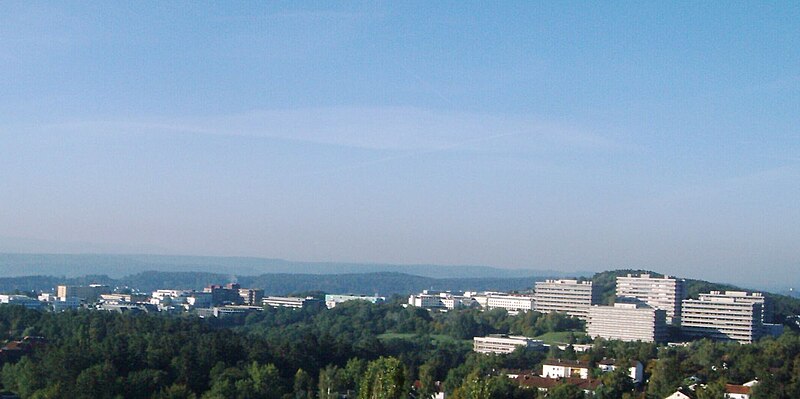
left=726, top=384, right=752, bottom=394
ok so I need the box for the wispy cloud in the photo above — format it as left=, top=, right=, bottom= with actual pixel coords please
left=39, top=106, right=629, bottom=154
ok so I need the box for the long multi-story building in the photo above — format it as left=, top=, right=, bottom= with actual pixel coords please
left=325, top=294, right=385, bottom=309
left=615, top=274, right=686, bottom=324
left=698, top=291, right=770, bottom=323
left=485, top=294, right=536, bottom=314
left=407, top=290, right=476, bottom=311
left=681, top=294, right=763, bottom=344
left=473, top=335, right=544, bottom=354
left=263, top=296, right=324, bottom=310
left=587, top=302, right=668, bottom=342
left=534, top=279, right=599, bottom=320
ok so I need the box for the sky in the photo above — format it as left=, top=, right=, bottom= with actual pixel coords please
left=1, top=2, right=798, bottom=288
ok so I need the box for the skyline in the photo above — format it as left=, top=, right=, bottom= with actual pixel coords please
left=1, top=3, right=798, bottom=288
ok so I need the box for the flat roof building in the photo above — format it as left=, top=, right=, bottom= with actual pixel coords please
left=587, top=302, right=668, bottom=343
left=682, top=293, right=763, bottom=344
left=263, top=296, right=324, bottom=310
left=473, top=334, right=544, bottom=354
left=616, top=274, right=686, bottom=325
left=534, top=279, right=599, bottom=320
left=325, top=294, right=385, bottom=309
left=485, top=294, right=536, bottom=315
left=56, top=284, right=111, bottom=303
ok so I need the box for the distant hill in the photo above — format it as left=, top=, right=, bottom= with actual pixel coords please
left=0, top=253, right=592, bottom=280
left=0, top=271, right=544, bottom=296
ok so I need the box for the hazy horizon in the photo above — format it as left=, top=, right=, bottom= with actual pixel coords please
left=2, top=3, right=798, bottom=290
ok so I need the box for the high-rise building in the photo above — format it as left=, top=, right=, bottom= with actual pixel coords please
left=615, top=274, right=686, bottom=324
left=56, top=284, right=111, bottom=303
left=587, top=302, right=668, bottom=342
left=534, top=279, right=599, bottom=320
left=698, top=291, right=770, bottom=323
left=681, top=294, right=763, bottom=344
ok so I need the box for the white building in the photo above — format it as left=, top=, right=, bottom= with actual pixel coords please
left=587, top=302, right=668, bottom=342
left=473, top=335, right=544, bottom=354
left=540, top=359, right=591, bottom=379
left=407, top=290, right=475, bottom=311
left=615, top=273, right=686, bottom=324
left=700, top=291, right=769, bottom=323
left=597, top=359, right=644, bottom=383
left=485, top=294, right=535, bottom=315
left=534, top=279, right=599, bottom=320
left=725, top=380, right=758, bottom=399
left=263, top=296, right=323, bottom=309
left=682, top=293, right=763, bottom=343
left=325, top=294, right=385, bottom=309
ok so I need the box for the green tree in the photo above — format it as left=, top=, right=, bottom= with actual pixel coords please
left=595, top=366, right=634, bottom=399
left=547, top=382, right=585, bottom=399
left=293, top=369, right=314, bottom=399
left=358, top=357, right=407, bottom=399
left=646, top=357, right=683, bottom=399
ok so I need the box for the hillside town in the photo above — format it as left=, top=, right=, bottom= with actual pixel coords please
left=0, top=271, right=792, bottom=398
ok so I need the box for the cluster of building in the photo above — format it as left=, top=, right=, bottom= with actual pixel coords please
left=2, top=283, right=385, bottom=319
left=412, top=273, right=781, bottom=344
left=503, top=358, right=643, bottom=395
left=587, top=274, right=781, bottom=344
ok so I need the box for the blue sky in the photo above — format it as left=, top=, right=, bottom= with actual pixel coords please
left=1, top=2, right=798, bottom=287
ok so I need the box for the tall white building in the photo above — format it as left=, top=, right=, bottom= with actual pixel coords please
left=616, top=274, right=686, bottom=324
left=534, top=279, right=599, bottom=320
left=587, top=302, right=668, bottom=342
left=681, top=294, right=763, bottom=344
left=699, top=291, right=770, bottom=323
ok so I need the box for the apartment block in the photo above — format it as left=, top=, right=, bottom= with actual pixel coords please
left=485, top=294, right=536, bottom=314
left=587, top=302, right=668, bottom=342
left=699, top=291, right=770, bottom=323
left=616, top=274, right=686, bottom=324
left=534, top=279, right=599, bottom=320
left=56, top=284, right=111, bottom=303
left=681, top=294, right=763, bottom=344
left=473, top=334, right=544, bottom=354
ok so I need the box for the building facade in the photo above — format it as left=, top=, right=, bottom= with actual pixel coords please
left=534, top=279, right=599, bottom=320
left=472, top=335, right=544, bottom=354
left=587, top=302, right=668, bottom=342
left=325, top=294, right=385, bottom=309
left=615, top=274, right=686, bottom=325
left=56, top=284, right=111, bottom=303
left=540, top=359, right=591, bottom=379
left=485, top=294, right=536, bottom=314
left=681, top=294, right=763, bottom=343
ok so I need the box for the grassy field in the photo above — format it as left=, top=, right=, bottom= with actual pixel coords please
left=531, top=331, right=586, bottom=345
left=377, top=332, right=470, bottom=345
